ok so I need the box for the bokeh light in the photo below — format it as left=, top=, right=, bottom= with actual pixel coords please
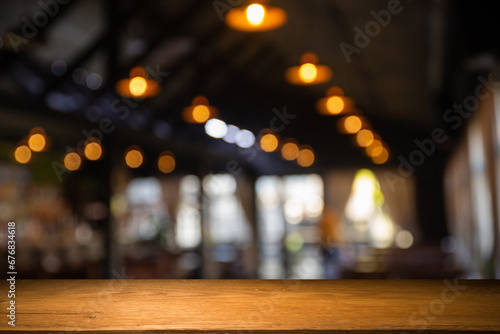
left=84, top=141, right=102, bottom=161
left=246, top=4, right=265, bottom=25
left=372, top=147, right=389, bottom=164
left=343, top=115, right=362, bottom=134
left=395, top=230, right=414, bottom=249
left=129, top=77, right=147, bottom=97
left=205, top=119, right=228, bottom=138
left=281, top=141, right=299, bottom=160
left=28, top=133, right=46, bottom=152
left=14, top=145, right=32, bottom=164
left=158, top=152, right=175, bottom=173
left=64, top=152, right=82, bottom=171
left=356, top=129, right=374, bottom=147
left=298, top=63, right=317, bottom=83
left=125, top=147, right=143, bottom=168
left=297, top=147, right=315, bottom=167
left=326, top=96, right=344, bottom=115
left=260, top=133, right=279, bottom=152
left=192, top=105, right=210, bottom=123
left=366, top=139, right=383, bottom=157
left=235, top=129, right=255, bottom=148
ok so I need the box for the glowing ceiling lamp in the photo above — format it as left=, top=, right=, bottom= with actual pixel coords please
left=285, top=53, right=332, bottom=85
left=116, top=66, right=160, bottom=98
left=182, top=96, right=218, bottom=124
left=317, top=86, right=354, bottom=115
left=226, top=2, right=287, bottom=32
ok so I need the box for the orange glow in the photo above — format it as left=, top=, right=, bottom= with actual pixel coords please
left=64, top=152, right=81, bottom=171
left=28, top=133, right=46, bottom=152
left=129, top=66, right=147, bottom=78
left=192, top=105, right=210, bottom=123
left=116, top=67, right=160, bottom=98
left=226, top=4, right=287, bottom=31
left=281, top=141, right=299, bottom=161
left=260, top=133, right=279, bottom=152
left=372, top=147, right=389, bottom=164
left=14, top=145, right=31, bottom=164
left=343, top=116, right=362, bottom=134
left=84, top=141, right=102, bottom=161
left=158, top=152, right=175, bottom=174
left=366, top=139, right=383, bottom=157
left=285, top=53, right=332, bottom=85
left=298, top=63, right=317, bottom=83
left=129, top=77, right=148, bottom=97
left=326, top=96, right=344, bottom=115
left=297, top=147, right=315, bottom=167
left=183, top=96, right=217, bottom=124
left=356, top=129, right=374, bottom=147
left=125, top=147, right=143, bottom=168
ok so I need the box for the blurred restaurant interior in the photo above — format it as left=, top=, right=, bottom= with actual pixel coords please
left=0, top=0, right=499, bottom=280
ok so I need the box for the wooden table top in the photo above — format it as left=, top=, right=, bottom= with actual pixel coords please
left=0, top=279, right=499, bottom=333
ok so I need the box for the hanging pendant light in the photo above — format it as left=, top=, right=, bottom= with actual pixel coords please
left=226, top=2, right=287, bottom=32
left=285, top=53, right=332, bottom=85
left=182, top=96, right=218, bottom=124
left=316, top=86, right=354, bottom=115
left=116, top=66, right=160, bottom=98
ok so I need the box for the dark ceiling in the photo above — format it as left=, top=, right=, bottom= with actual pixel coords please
left=0, top=0, right=499, bottom=176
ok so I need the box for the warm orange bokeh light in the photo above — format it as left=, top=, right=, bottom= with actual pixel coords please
left=158, top=152, right=175, bottom=174
left=28, top=133, right=46, bottom=152
left=281, top=142, right=299, bottom=161
left=298, top=63, right=317, bottom=83
left=64, top=152, right=81, bottom=171
left=84, top=142, right=102, bottom=161
left=297, top=147, right=315, bottom=167
left=366, top=139, right=383, bottom=157
left=356, top=129, right=374, bottom=147
left=246, top=4, right=265, bottom=25
left=125, top=148, right=143, bottom=168
left=129, top=77, right=147, bottom=97
left=285, top=53, right=332, bottom=85
left=192, top=105, right=210, bottom=123
left=372, top=147, right=389, bottom=164
left=14, top=145, right=31, bottom=164
left=326, top=96, right=344, bottom=115
left=343, top=116, right=362, bottom=134
left=260, top=133, right=279, bottom=152
left=226, top=3, right=287, bottom=31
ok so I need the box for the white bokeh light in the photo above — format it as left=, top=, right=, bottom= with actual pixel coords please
left=235, top=129, right=255, bottom=148
left=205, top=119, right=228, bottom=138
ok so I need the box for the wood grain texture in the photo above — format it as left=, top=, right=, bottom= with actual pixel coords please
left=0, top=279, right=499, bottom=333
